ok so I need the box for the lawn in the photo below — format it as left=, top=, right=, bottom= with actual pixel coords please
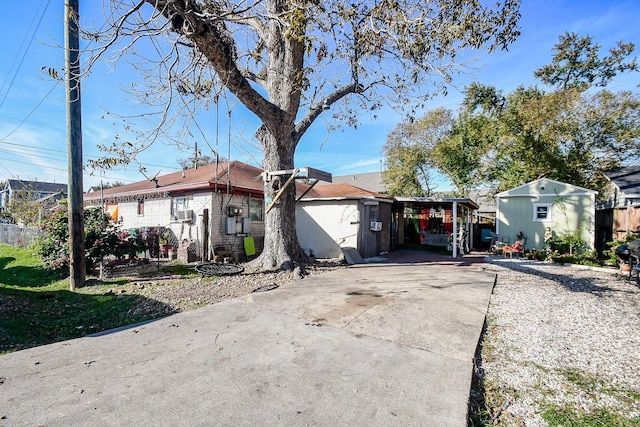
left=0, top=244, right=175, bottom=355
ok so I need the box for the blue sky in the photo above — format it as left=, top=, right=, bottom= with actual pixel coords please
left=0, top=0, right=638, bottom=191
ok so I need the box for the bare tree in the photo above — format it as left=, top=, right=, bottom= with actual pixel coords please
left=87, top=0, right=521, bottom=270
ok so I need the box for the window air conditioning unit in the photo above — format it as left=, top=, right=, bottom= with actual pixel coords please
left=370, top=221, right=382, bottom=232
left=177, top=210, right=193, bottom=221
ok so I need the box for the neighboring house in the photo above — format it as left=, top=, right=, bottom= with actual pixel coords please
left=468, top=189, right=497, bottom=223
left=83, top=161, right=265, bottom=262
left=495, top=178, right=597, bottom=250
left=318, top=171, right=386, bottom=194
left=295, top=183, right=393, bottom=259
left=0, top=179, right=68, bottom=218
left=599, top=166, right=640, bottom=245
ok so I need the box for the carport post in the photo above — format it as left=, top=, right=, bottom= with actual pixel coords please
left=452, top=202, right=458, bottom=257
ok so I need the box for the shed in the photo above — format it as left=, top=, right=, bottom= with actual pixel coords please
left=295, top=183, right=393, bottom=259
left=495, top=178, right=597, bottom=250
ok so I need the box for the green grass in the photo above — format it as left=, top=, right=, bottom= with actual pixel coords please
left=542, top=405, right=640, bottom=427
left=0, top=244, right=176, bottom=355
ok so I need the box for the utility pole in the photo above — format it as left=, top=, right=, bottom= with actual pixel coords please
left=65, top=0, right=85, bottom=290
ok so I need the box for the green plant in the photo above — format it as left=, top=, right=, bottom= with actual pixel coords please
left=604, top=232, right=640, bottom=265
left=541, top=404, right=640, bottom=427
left=526, top=248, right=554, bottom=261
left=551, top=250, right=601, bottom=267
left=37, top=204, right=150, bottom=273
left=552, top=194, right=588, bottom=255
left=538, top=368, right=640, bottom=426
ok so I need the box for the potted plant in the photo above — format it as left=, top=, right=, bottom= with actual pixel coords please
left=159, top=229, right=173, bottom=257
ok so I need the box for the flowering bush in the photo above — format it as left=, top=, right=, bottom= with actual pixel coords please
left=525, top=248, right=555, bottom=262
left=37, top=204, right=149, bottom=273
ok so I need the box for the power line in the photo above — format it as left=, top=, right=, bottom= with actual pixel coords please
left=0, top=156, right=138, bottom=184
left=0, top=82, right=59, bottom=142
left=0, top=0, right=52, bottom=109
left=0, top=137, right=181, bottom=171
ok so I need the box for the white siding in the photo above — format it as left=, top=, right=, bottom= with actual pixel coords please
left=497, top=179, right=596, bottom=250
left=296, top=201, right=359, bottom=258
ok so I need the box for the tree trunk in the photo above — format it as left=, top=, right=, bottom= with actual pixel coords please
left=252, top=129, right=306, bottom=271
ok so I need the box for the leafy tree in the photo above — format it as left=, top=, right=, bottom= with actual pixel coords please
left=177, top=154, right=221, bottom=170
left=7, top=197, right=43, bottom=226
left=88, top=0, right=521, bottom=270
left=386, top=33, right=639, bottom=197
left=534, top=32, right=638, bottom=91
left=382, top=108, right=452, bottom=196
left=430, top=113, right=499, bottom=196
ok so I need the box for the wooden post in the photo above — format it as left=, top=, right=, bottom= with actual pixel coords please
left=202, top=209, right=209, bottom=261
left=65, top=0, right=85, bottom=290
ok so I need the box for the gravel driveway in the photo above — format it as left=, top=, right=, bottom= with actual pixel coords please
left=474, top=257, right=640, bottom=426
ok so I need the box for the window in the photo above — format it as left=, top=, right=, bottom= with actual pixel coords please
left=533, top=203, right=551, bottom=221
left=249, top=198, right=264, bottom=221
left=137, top=199, right=144, bottom=215
left=172, top=196, right=193, bottom=220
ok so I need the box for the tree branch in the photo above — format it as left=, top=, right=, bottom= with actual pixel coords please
left=146, top=0, right=287, bottom=133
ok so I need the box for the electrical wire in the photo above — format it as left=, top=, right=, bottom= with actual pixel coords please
left=0, top=137, right=180, bottom=171
left=0, top=0, right=52, bottom=109
left=0, top=82, right=59, bottom=142
left=0, top=155, right=139, bottom=184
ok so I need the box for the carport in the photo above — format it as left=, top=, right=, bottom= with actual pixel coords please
left=394, top=197, right=479, bottom=257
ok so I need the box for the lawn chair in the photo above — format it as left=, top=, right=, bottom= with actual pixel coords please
left=489, top=232, right=510, bottom=253
left=502, top=241, right=523, bottom=258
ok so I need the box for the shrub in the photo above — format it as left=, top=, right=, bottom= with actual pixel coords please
left=604, top=232, right=640, bottom=266
left=37, top=204, right=150, bottom=273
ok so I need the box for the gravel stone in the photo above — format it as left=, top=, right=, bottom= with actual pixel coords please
left=133, top=260, right=344, bottom=314
left=479, top=257, right=640, bottom=425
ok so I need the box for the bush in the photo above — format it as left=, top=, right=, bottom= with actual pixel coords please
left=525, top=248, right=554, bottom=261
left=37, top=204, right=150, bottom=273
left=550, top=250, right=601, bottom=267
left=604, top=232, right=640, bottom=266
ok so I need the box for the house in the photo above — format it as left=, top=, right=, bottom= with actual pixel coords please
left=495, top=178, right=597, bottom=251
left=83, top=161, right=265, bottom=262
left=0, top=179, right=68, bottom=219
left=318, top=171, right=386, bottom=194
left=598, top=166, right=640, bottom=246
left=295, top=183, right=394, bottom=259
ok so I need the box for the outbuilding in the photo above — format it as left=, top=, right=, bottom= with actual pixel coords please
left=495, top=178, right=597, bottom=251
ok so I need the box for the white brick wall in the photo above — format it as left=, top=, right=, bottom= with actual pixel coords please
left=116, top=192, right=264, bottom=262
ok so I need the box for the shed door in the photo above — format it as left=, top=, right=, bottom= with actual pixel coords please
left=359, top=203, right=390, bottom=258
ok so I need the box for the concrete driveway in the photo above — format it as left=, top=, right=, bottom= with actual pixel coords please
left=0, top=251, right=495, bottom=426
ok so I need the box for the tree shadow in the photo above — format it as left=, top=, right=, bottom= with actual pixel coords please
left=0, top=256, right=16, bottom=270
left=0, top=258, right=63, bottom=288
left=485, top=258, right=627, bottom=295
left=0, top=285, right=176, bottom=354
